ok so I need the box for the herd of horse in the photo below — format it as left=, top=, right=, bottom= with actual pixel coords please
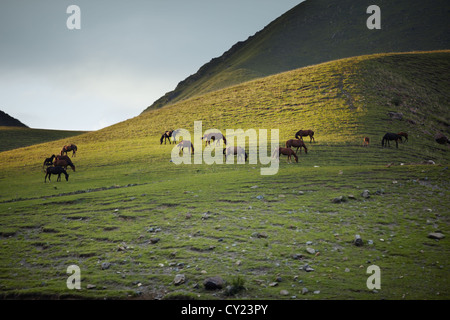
left=161, top=128, right=409, bottom=163
left=41, top=129, right=409, bottom=182
left=43, top=144, right=77, bottom=182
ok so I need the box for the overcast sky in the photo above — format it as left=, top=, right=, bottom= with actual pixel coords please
left=0, top=1, right=301, bottom=131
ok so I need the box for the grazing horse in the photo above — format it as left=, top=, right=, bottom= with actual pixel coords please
left=223, top=146, right=248, bottom=162
left=295, top=130, right=315, bottom=143
left=363, top=137, right=370, bottom=147
left=397, top=132, right=408, bottom=143
left=285, top=139, right=308, bottom=154
left=177, top=140, right=194, bottom=154
left=160, top=130, right=173, bottom=144
left=45, top=166, right=69, bottom=182
left=61, top=144, right=77, bottom=157
left=381, top=133, right=402, bottom=148
left=54, top=155, right=76, bottom=171
left=202, top=132, right=227, bottom=146
left=272, top=147, right=298, bottom=163
left=43, top=155, right=56, bottom=171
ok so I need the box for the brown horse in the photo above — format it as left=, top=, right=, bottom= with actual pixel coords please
left=54, top=155, right=76, bottom=171
left=160, top=130, right=173, bottom=144
left=202, top=132, right=227, bottom=146
left=397, top=132, right=408, bottom=143
left=363, top=137, right=370, bottom=147
left=177, top=140, right=194, bottom=154
left=272, top=147, right=298, bottom=163
left=61, top=144, right=77, bottom=157
left=285, top=139, right=308, bottom=154
left=223, top=146, right=248, bottom=162
left=295, top=130, right=315, bottom=143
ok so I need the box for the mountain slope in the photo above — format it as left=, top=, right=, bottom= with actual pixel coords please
left=143, top=0, right=450, bottom=112
left=0, top=110, right=28, bottom=127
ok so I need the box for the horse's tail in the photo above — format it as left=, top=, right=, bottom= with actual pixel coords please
left=304, top=144, right=308, bottom=154
left=223, top=136, right=227, bottom=145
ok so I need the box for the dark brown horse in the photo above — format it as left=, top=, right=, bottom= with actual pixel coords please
left=202, top=132, right=227, bottom=146
left=43, top=155, right=56, bottom=171
left=61, top=144, right=77, bottom=157
left=54, top=155, right=76, bottom=171
left=45, top=166, right=69, bottom=182
left=381, top=133, right=402, bottom=148
left=363, top=137, right=370, bottom=147
left=285, top=139, right=308, bottom=154
left=160, top=130, right=173, bottom=144
left=397, top=132, right=408, bottom=143
left=295, top=130, right=315, bottom=143
left=272, top=147, right=298, bottom=163
left=223, top=146, right=248, bottom=162
left=177, top=140, right=194, bottom=154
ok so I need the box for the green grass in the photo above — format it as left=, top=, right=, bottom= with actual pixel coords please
left=0, top=51, right=449, bottom=300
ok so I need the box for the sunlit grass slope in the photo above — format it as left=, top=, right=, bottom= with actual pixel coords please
left=0, top=51, right=449, bottom=300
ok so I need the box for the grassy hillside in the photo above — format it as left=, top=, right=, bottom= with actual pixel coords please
left=144, top=0, right=450, bottom=111
left=0, top=127, right=87, bottom=152
left=0, top=51, right=449, bottom=300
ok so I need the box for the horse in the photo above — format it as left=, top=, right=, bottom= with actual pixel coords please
left=363, top=137, right=370, bottom=147
left=285, top=139, right=308, bottom=154
left=177, top=140, right=194, bottom=154
left=202, top=132, right=227, bottom=146
left=43, top=155, right=56, bottom=171
left=295, top=130, right=315, bottom=143
left=160, top=130, right=173, bottom=144
left=397, top=132, right=408, bottom=143
left=272, top=147, right=298, bottom=163
left=381, top=133, right=402, bottom=148
left=61, top=144, right=77, bottom=157
left=54, top=155, right=76, bottom=171
left=45, top=166, right=69, bottom=182
left=223, top=146, right=248, bottom=162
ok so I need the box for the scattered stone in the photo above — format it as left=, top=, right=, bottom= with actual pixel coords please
left=388, top=112, right=403, bottom=120
left=250, top=185, right=258, bottom=189
left=435, top=133, right=450, bottom=145
left=348, top=194, right=356, bottom=200
left=354, top=234, right=363, bottom=247
left=280, top=290, right=289, bottom=296
left=204, top=276, right=225, bottom=290
left=428, top=232, right=445, bottom=240
left=101, top=262, right=111, bottom=270
left=174, top=274, right=185, bottom=286
left=345, top=268, right=350, bottom=273
left=302, top=287, right=309, bottom=295
left=302, top=264, right=314, bottom=272
left=292, top=254, right=304, bottom=260
left=332, top=196, right=345, bottom=203
left=87, top=284, right=96, bottom=289
left=361, top=190, right=370, bottom=198
left=269, top=282, right=278, bottom=287
left=149, top=238, right=160, bottom=244
left=256, top=195, right=264, bottom=200
left=185, top=213, right=192, bottom=219
left=298, top=191, right=304, bottom=195
left=252, top=232, right=268, bottom=239
left=306, top=248, right=316, bottom=255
